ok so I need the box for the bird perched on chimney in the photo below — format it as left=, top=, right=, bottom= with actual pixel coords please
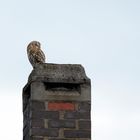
left=27, top=41, right=46, bottom=68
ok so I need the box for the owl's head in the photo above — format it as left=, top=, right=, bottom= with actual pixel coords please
left=27, top=41, right=41, bottom=50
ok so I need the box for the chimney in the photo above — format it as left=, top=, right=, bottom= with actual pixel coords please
left=23, top=63, right=91, bottom=140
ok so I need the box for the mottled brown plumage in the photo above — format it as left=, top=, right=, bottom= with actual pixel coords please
left=27, top=41, right=46, bottom=68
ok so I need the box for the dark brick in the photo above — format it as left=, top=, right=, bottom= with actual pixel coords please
left=31, top=101, right=45, bottom=111
left=31, top=119, right=44, bottom=128
left=31, top=111, right=59, bottom=119
left=23, top=104, right=30, bottom=119
left=76, top=139, right=90, bottom=140
left=75, top=139, right=90, bottom=140
left=48, top=120, right=75, bottom=128
left=31, top=128, right=59, bottom=137
left=78, top=102, right=91, bottom=111
left=64, top=130, right=91, bottom=138
left=23, top=116, right=30, bottom=129
left=23, top=93, right=30, bottom=112
left=48, top=138, right=76, bottom=140
left=79, top=121, right=91, bottom=129
left=64, top=111, right=90, bottom=119
left=23, top=125, right=29, bottom=137
left=23, top=133, right=29, bottom=140
left=31, top=137, right=43, bottom=140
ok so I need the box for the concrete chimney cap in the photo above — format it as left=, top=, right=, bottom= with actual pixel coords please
left=28, top=63, right=90, bottom=84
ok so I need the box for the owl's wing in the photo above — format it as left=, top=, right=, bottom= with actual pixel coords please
left=34, top=49, right=46, bottom=63
left=27, top=51, right=35, bottom=67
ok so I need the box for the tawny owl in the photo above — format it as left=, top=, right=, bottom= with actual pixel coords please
left=27, top=41, right=46, bottom=68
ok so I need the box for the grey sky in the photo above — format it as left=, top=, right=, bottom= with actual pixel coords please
left=0, top=0, right=140, bottom=139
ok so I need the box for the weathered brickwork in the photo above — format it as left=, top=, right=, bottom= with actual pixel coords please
left=23, top=64, right=91, bottom=140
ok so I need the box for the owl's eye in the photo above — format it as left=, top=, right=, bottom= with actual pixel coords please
left=35, top=43, right=38, bottom=46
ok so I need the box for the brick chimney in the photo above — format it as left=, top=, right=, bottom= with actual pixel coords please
left=23, top=63, right=91, bottom=140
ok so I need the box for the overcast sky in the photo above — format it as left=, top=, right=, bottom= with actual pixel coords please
left=0, top=0, right=140, bottom=140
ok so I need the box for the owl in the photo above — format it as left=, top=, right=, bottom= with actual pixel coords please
left=27, top=41, right=46, bottom=68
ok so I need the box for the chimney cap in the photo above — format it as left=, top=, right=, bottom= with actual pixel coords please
left=27, top=63, right=90, bottom=84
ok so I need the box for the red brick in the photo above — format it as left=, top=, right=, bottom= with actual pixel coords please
left=48, top=102, right=75, bottom=111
